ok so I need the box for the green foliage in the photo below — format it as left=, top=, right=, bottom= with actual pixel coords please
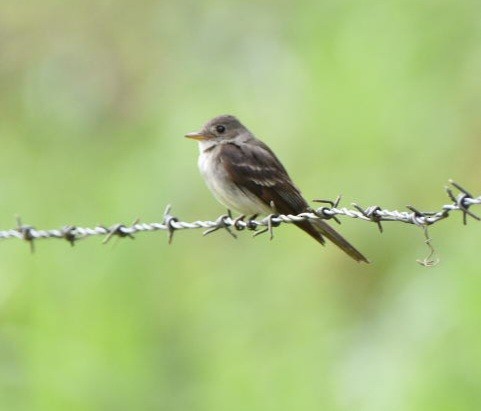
left=1, top=1, right=481, bottom=409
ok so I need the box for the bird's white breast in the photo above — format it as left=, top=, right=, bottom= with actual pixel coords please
left=198, top=144, right=271, bottom=215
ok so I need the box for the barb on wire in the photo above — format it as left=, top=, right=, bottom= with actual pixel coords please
left=203, top=210, right=238, bottom=239
left=0, top=181, right=479, bottom=255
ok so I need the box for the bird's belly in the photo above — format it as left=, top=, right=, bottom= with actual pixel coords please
left=198, top=153, right=271, bottom=215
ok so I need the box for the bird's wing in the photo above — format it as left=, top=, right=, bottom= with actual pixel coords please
left=219, top=140, right=368, bottom=261
left=219, top=140, right=309, bottom=214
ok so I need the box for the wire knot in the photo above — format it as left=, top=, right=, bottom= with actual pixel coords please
left=253, top=214, right=279, bottom=240
left=163, top=205, right=179, bottom=244
left=405, top=205, right=429, bottom=226
left=103, top=224, right=135, bottom=244
left=203, top=213, right=237, bottom=239
left=16, top=217, right=35, bottom=252
left=446, top=180, right=480, bottom=225
left=313, top=196, right=342, bottom=224
left=62, top=226, right=78, bottom=246
left=353, top=204, right=384, bottom=232
left=245, top=219, right=258, bottom=230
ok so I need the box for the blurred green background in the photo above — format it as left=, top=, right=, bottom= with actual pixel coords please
left=1, top=0, right=481, bottom=410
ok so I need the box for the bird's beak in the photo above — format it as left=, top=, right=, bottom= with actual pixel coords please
left=185, top=131, right=208, bottom=141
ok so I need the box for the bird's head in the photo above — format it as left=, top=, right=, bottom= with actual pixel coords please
left=185, top=115, right=249, bottom=143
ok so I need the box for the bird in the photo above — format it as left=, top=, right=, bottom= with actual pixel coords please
left=185, top=115, right=368, bottom=263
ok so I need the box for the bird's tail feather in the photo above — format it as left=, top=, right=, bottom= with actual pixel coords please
left=295, top=220, right=369, bottom=263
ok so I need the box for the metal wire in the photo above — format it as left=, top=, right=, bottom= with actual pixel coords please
left=0, top=180, right=479, bottom=250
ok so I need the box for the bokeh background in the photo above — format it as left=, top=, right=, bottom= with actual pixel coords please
left=1, top=1, right=481, bottom=410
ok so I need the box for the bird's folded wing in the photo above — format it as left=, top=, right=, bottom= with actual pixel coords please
left=219, top=141, right=308, bottom=214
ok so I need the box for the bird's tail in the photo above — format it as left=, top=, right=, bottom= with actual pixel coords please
left=295, top=219, right=369, bottom=263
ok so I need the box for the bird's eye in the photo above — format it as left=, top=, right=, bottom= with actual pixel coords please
left=215, top=125, right=226, bottom=134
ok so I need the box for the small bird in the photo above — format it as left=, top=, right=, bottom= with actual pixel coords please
left=185, top=115, right=368, bottom=263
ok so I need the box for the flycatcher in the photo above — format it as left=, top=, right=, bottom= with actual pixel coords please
left=186, top=115, right=368, bottom=263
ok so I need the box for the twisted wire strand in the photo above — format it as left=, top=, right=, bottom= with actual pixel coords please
left=0, top=180, right=479, bottom=248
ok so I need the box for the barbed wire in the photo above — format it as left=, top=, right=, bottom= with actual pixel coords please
left=0, top=181, right=479, bottom=261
